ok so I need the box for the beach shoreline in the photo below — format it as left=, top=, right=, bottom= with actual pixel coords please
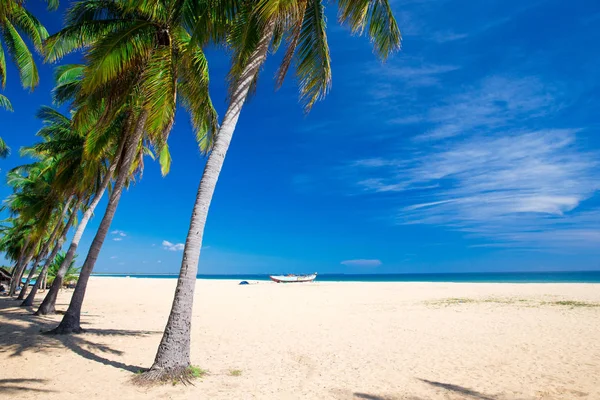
left=2, top=277, right=599, bottom=399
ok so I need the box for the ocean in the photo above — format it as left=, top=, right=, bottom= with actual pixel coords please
left=92, top=271, right=600, bottom=283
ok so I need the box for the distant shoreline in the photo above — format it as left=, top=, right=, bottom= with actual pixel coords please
left=90, top=270, right=600, bottom=283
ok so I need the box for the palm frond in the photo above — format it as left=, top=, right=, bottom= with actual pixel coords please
left=0, top=136, right=11, bottom=158
left=82, top=21, right=155, bottom=94
left=0, top=93, right=13, bottom=111
left=139, top=45, right=176, bottom=143
left=295, top=0, right=331, bottom=111
left=335, top=0, right=401, bottom=59
left=178, top=31, right=218, bottom=153
left=8, top=5, right=49, bottom=52
left=0, top=37, right=7, bottom=87
left=2, top=19, right=39, bottom=89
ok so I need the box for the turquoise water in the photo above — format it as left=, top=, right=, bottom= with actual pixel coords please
left=92, top=271, right=600, bottom=283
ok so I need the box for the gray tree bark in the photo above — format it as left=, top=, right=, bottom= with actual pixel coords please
left=9, top=241, right=34, bottom=296
left=144, top=23, right=275, bottom=380
left=22, top=199, right=80, bottom=307
left=51, top=112, right=148, bottom=334
left=16, top=198, right=73, bottom=300
left=16, top=250, right=45, bottom=300
left=36, top=137, right=125, bottom=316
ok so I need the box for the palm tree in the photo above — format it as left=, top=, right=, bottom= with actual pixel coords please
left=2, top=158, right=69, bottom=298
left=141, top=0, right=401, bottom=382
left=44, top=0, right=217, bottom=333
left=33, top=97, right=120, bottom=315
left=0, top=0, right=57, bottom=154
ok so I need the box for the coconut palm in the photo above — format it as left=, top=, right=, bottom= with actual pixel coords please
left=140, top=0, right=400, bottom=382
left=32, top=97, right=122, bottom=315
left=44, top=0, right=217, bottom=333
left=2, top=156, right=70, bottom=298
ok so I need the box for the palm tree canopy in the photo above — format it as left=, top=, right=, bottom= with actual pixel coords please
left=224, top=0, right=401, bottom=112
left=45, top=0, right=219, bottom=171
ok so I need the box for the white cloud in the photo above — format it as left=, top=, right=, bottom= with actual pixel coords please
left=415, top=77, right=556, bottom=141
left=351, top=129, right=600, bottom=248
left=430, top=31, right=468, bottom=43
left=162, top=240, right=185, bottom=251
left=110, top=256, right=118, bottom=259
left=341, top=259, right=382, bottom=267
left=371, top=62, right=460, bottom=88
left=113, top=238, right=123, bottom=242
left=111, top=230, right=127, bottom=237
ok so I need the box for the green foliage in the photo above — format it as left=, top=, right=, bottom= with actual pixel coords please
left=46, top=251, right=80, bottom=286
left=230, top=369, right=242, bottom=377
left=45, top=0, right=219, bottom=167
left=225, top=0, right=401, bottom=112
left=0, top=0, right=49, bottom=91
left=188, top=365, right=207, bottom=378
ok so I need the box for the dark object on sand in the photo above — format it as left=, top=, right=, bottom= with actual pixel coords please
left=239, top=281, right=249, bottom=285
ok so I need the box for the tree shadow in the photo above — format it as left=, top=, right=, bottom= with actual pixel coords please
left=0, top=379, right=56, bottom=394
left=353, top=393, right=424, bottom=400
left=418, top=379, right=498, bottom=400
left=0, top=298, right=160, bottom=373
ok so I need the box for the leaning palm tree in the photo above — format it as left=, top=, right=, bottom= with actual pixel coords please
left=33, top=96, right=118, bottom=315
left=44, top=0, right=217, bottom=333
left=140, top=0, right=401, bottom=383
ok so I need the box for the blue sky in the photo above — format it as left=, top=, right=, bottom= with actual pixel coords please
left=1, top=0, right=599, bottom=274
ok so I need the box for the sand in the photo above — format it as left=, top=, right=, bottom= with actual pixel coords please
left=1, top=277, right=599, bottom=400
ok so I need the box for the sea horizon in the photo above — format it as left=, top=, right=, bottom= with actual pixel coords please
left=91, top=270, right=600, bottom=283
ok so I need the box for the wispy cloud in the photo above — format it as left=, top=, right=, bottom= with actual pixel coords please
left=370, top=62, right=460, bottom=89
left=162, top=240, right=184, bottom=252
left=351, top=128, right=600, bottom=248
left=414, top=77, right=556, bottom=140
left=430, top=31, right=468, bottom=43
left=341, top=259, right=382, bottom=267
left=113, top=237, right=123, bottom=242
left=110, top=256, right=117, bottom=259
left=111, top=230, right=127, bottom=237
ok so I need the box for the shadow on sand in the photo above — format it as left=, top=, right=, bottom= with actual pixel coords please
left=353, top=393, right=424, bottom=400
left=0, top=297, right=160, bottom=373
left=0, top=379, right=56, bottom=394
left=418, top=379, right=499, bottom=400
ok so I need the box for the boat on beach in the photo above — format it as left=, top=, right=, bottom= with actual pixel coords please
left=269, top=273, right=317, bottom=283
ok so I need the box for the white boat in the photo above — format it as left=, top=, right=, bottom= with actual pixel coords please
left=269, top=273, right=317, bottom=283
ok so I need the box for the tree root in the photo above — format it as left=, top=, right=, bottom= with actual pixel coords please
left=132, top=365, right=204, bottom=386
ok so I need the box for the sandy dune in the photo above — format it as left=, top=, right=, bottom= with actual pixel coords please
left=1, top=277, right=599, bottom=399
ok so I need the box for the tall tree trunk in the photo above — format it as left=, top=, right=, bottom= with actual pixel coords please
left=22, top=199, right=80, bottom=307
left=36, top=149, right=123, bottom=316
left=16, top=250, right=46, bottom=300
left=16, top=198, right=72, bottom=300
left=9, top=241, right=34, bottom=296
left=50, top=112, right=148, bottom=334
left=142, top=24, right=275, bottom=381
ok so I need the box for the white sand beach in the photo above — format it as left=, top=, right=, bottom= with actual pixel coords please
left=1, top=277, right=599, bottom=399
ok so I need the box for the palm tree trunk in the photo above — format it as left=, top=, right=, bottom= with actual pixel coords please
left=36, top=140, right=125, bottom=316
left=16, top=250, right=46, bottom=300
left=142, top=23, right=275, bottom=381
left=50, top=112, right=148, bottom=334
left=22, top=199, right=80, bottom=307
left=9, top=240, right=33, bottom=296
left=16, top=198, right=73, bottom=300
